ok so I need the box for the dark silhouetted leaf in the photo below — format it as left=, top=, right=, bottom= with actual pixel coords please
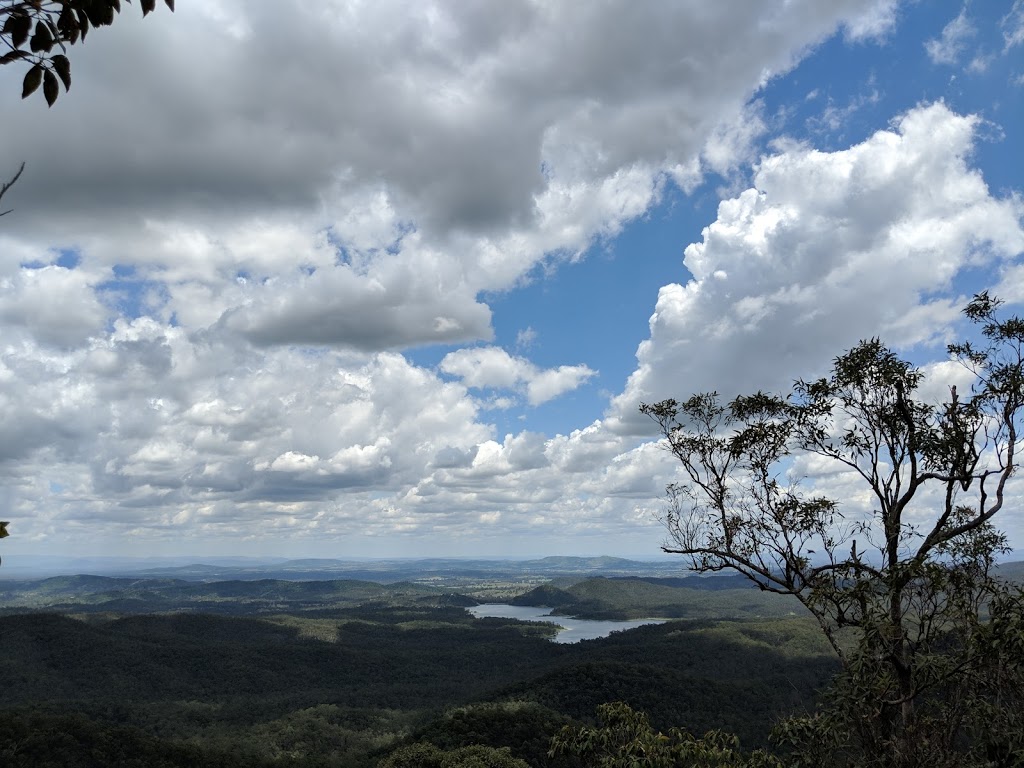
left=43, top=69, right=59, bottom=106
left=22, top=65, right=43, bottom=99
left=11, top=13, right=31, bottom=48
left=0, top=50, right=30, bottom=65
left=84, top=2, right=105, bottom=27
left=76, top=8, right=90, bottom=40
left=141, top=0, right=156, bottom=15
left=57, top=4, right=77, bottom=35
left=30, top=20, right=54, bottom=52
left=53, top=54, right=72, bottom=91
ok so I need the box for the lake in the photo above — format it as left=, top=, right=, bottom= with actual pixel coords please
left=468, top=603, right=666, bottom=643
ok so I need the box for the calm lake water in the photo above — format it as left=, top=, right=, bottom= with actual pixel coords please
left=468, top=604, right=666, bottom=643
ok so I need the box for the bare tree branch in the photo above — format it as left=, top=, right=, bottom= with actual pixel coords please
left=0, top=161, right=25, bottom=217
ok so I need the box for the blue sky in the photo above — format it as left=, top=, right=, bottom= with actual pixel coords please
left=1, top=0, right=1023, bottom=562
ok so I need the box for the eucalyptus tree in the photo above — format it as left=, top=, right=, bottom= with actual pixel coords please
left=642, top=293, right=1024, bottom=766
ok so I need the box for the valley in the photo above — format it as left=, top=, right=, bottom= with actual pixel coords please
left=0, top=556, right=835, bottom=767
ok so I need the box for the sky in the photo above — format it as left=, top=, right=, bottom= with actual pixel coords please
left=1, top=0, right=1023, bottom=562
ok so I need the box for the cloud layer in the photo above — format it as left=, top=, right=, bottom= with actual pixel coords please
left=4, top=1, right=1024, bottom=556
left=1, top=0, right=896, bottom=355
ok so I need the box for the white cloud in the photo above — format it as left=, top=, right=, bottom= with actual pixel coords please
left=525, top=365, right=597, bottom=407
left=580, top=442, right=673, bottom=499
left=0, top=266, right=108, bottom=347
left=545, top=422, right=627, bottom=473
left=440, top=346, right=596, bottom=406
left=841, top=0, right=899, bottom=41
left=966, top=54, right=994, bottom=74
left=1003, top=0, right=1024, bottom=50
left=439, top=347, right=525, bottom=390
left=515, top=327, right=537, bottom=351
left=925, top=9, right=976, bottom=65
left=701, top=101, right=768, bottom=179
left=607, top=102, right=1024, bottom=435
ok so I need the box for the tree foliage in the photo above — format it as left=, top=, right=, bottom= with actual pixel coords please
left=641, top=293, right=1024, bottom=766
left=378, top=742, right=531, bottom=768
left=549, top=701, right=782, bottom=768
left=1, top=0, right=173, bottom=106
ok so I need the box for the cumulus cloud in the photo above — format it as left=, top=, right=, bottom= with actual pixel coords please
left=401, top=430, right=678, bottom=543
left=607, top=102, right=1024, bottom=435
left=0, top=265, right=108, bottom=347
left=526, top=365, right=597, bottom=407
left=4, top=330, right=495, bottom=527
left=9, top=1, right=1014, bottom=556
left=440, top=346, right=595, bottom=406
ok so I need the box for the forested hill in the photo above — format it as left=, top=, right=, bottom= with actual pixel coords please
left=509, top=562, right=1024, bottom=620
left=0, top=569, right=809, bottom=620
left=0, top=575, right=475, bottom=615
left=0, top=604, right=836, bottom=767
left=509, top=576, right=806, bottom=620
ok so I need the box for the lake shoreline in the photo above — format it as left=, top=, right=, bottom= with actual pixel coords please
left=468, top=603, right=667, bottom=643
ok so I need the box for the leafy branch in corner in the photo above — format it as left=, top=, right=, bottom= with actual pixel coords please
left=1, top=0, right=173, bottom=106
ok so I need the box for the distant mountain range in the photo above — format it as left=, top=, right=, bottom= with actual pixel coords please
left=4, top=554, right=1020, bottom=588
left=2, top=554, right=685, bottom=582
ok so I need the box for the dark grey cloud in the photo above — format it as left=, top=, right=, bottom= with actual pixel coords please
left=0, top=0, right=893, bottom=243
left=222, top=270, right=493, bottom=350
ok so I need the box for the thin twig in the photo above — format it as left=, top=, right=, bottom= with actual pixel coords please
left=0, top=161, right=26, bottom=217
